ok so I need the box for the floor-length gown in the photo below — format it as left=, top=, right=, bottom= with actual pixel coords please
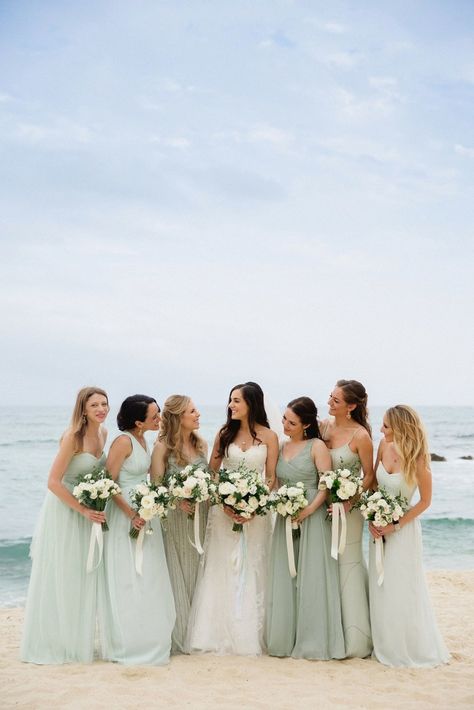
left=186, top=444, right=271, bottom=655
left=98, top=433, right=175, bottom=665
left=163, top=453, right=209, bottom=654
left=21, top=453, right=106, bottom=664
left=266, top=440, right=346, bottom=659
left=369, top=464, right=449, bottom=667
left=328, top=435, right=372, bottom=658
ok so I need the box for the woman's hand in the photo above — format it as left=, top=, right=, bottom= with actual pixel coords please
left=81, top=507, right=106, bottom=524
left=327, top=500, right=352, bottom=515
left=179, top=500, right=195, bottom=516
left=131, top=514, right=146, bottom=531
left=223, top=506, right=251, bottom=524
left=369, top=522, right=389, bottom=539
left=294, top=508, right=311, bottom=524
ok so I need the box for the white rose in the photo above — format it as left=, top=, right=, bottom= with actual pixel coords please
left=139, top=507, right=155, bottom=521
left=259, top=495, right=269, bottom=506
left=287, top=487, right=301, bottom=498
left=278, top=485, right=288, bottom=496
left=140, top=495, right=155, bottom=509
left=276, top=502, right=287, bottom=516
left=339, top=468, right=351, bottom=479
left=225, top=495, right=237, bottom=506
left=248, top=496, right=259, bottom=511
left=370, top=491, right=382, bottom=501
left=136, top=484, right=149, bottom=496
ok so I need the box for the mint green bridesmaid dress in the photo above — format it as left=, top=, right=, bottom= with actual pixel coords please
left=98, top=433, right=175, bottom=665
left=21, top=452, right=106, bottom=664
left=369, top=464, right=449, bottom=667
left=162, top=454, right=209, bottom=654
left=329, top=437, right=372, bottom=658
left=266, top=441, right=346, bottom=659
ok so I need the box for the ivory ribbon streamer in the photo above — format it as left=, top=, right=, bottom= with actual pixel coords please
left=135, top=527, right=146, bottom=576
left=375, top=536, right=384, bottom=586
left=286, top=516, right=297, bottom=578
left=330, top=502, right=347, bottom=560
left=232, top=527, right=247, bottom=619
left=193, top=502, right=204, bottom=555
left=86, top=522, right=103, bottom=573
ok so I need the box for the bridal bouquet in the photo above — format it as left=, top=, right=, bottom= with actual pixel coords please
left=269, top=482, right=308, bottom=534
left=73, top=466, right=121, bottom=572
left=318, top=465, right=363, bottom=560
left=217, top=463, right=270, bottom=533
left=269, top=481, right=308, bottom=578
left=73, top=466, right=121, bottom=532
left=168, top=463, right=217, bottom=554
left=129, top=481, right=171, bottom=538
left=358, top=487, right=409, bottom=585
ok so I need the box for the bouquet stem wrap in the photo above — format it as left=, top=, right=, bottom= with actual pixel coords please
left=231, top=527, right=248, bottom=619
left=330, top=502, right=347, bottom=560
left=135, top=527, right=146, bottom=576
left=86, top=522, right=104, bottom=573
left=375, top=536, right=384, bottom=586
left=285, top=516, right=298, bottom=578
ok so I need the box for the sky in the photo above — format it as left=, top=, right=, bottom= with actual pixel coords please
left=0, top=0, right=473, bottom=408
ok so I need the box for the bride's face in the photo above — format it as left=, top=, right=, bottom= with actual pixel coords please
left=282, top=408, right=305, bottom=440
left=228, top=389, right=249, bottom=421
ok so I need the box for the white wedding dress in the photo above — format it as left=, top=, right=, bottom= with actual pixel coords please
left=186, top=443, right=272, bottom=655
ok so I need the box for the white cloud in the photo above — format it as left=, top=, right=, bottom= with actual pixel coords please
left=454, top=144, right=474, bottom=158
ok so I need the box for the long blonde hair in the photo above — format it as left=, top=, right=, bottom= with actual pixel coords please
left=69, top=386, right=108, bottom=453
left=386, top=405, right=430, bottom=487
left=159, top=394, right=206, bottom=466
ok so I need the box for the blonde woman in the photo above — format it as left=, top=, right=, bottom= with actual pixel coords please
left=21, top=387, right=109, bottom=664
left=369, top=405, right=449, bottom=667
left=151, top=395, right=208, bottom=654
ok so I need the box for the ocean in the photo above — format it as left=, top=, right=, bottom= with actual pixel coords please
left=0, top=405, right=473, bottom=607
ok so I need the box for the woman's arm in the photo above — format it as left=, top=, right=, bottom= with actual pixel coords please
left=355, top=430, right=374, bottom=491
left=263, top=429, right=279, bottom=489
left=296, top=440, right=332, bottom=521
left=370, top=456, right=431, bottom=538
left=208, top=433, right=223, bottom=473
left=150, top=441, right=166, bottom=483
left=47, top=431, right=106, bottom=523
left=107, top=435, right=144, bottom=529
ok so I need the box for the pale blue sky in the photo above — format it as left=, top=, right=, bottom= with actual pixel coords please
left=0, top=1, right=473, bottom=407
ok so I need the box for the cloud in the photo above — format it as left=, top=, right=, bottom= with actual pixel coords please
left=454, top=143, right=474, bottom=158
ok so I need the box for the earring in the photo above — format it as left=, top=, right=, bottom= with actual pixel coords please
left=82, top=414, right=87, bottom=424
left=303, top=427, right=307, bottom=438
left=346, top=412, right=351, bottom=420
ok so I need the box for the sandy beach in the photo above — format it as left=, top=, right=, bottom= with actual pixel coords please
left=0, top=571, right=472, bottom=710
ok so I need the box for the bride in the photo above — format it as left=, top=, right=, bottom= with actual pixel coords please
left=186, top=382, right=278, bottom=655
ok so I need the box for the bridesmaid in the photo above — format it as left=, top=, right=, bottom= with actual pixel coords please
left=369, top=405, right=449, bottom=667
left=98, top=395, right=175, bottom=665
left=266, top=397, right=346, bottom=660
left=151, top=395, right=208, bottom=655
left=21, top=386, right=109, bottom=664
left=321, top=379, right=373, bottom=658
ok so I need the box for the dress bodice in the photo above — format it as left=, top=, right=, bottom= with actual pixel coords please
left=276, top=440, right=318, bottom=490
left=62, top=452, right=106, bottom=489
left=329, top=444, right=361, bottom=473
left=164, top=452, right=208, bottom=484
left=223, top=443, right=267, bottom=479
left=376, top=464, right=417, bottom=503
left=117, top=432, right=151, bottom=488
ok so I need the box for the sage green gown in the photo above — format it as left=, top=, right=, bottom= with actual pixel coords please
left=98, top=433, right=175, bottom=665
left=328, top=437, right=372, bottom=658
left=266, top=440, right=346, bottom=660
left=163, top=454, right=209, bottom=654
left=21, top=452, right=106, bottom=664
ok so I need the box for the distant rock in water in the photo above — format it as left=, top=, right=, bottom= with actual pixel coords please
left=430, top=453, right=446, bottom=462
left=459, top=455, right=473, bottom=460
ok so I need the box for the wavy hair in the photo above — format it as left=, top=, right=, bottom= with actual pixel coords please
left=217, top=382, right=270, bottom=458
left=69, top=386, right=108, bottom=452
left=337, top=379, right=372, bottom=436
left=287, top=397, right=322, bottom=440
left=385, top=405, right=430, bottom=487
left=158, top=394, right=206, bottom=466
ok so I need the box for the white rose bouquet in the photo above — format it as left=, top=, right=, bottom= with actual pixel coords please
left=73, top=466, right=121, bottom=532
left=129, top=481, right=171, bottom=538
left=73, top=465, right=121, bottom=572
left=318, top=465, right=364, bottom=560
left=167, top=463, right=217, bottom=554
left=357, top=487, right=409, bottom=585
left=217, top=462, right=270, bottom=533
left=268, top=481, right=308, bottom=578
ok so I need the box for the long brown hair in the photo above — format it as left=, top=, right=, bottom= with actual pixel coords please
left=336, top=379, right=371, bottom=436
left=69, top=386, right=108, bottom=452
left=159, top=395, right=206, bottom=466
left=217, top=382, right=270, bottom=458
